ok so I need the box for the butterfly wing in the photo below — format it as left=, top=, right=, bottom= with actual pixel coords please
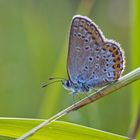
left=67, top=15, right=125, bottom=87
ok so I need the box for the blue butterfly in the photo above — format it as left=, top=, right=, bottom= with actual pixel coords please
left=43, top=15, right=125, bottom=96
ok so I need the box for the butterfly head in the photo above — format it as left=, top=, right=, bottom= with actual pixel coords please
left=62, top=79, right=90, bottom=93
left=62, top=80, right=76, bottom=91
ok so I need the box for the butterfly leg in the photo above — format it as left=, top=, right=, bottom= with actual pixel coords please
left=69, top=91, right=78, bottom=106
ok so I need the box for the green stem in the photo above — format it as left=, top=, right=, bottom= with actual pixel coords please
left=17, top=67, right=140, bottom=140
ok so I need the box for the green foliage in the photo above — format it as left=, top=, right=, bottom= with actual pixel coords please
left=0, top=118, right=129, bottom=140
left=130, top=0, right=140, bottom=139
left=0, top=0, right=139, bottom=139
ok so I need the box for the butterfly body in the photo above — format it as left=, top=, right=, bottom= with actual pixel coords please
left=62, top=15, right=125, bottom=94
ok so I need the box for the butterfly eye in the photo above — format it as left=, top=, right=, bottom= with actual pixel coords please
left=66, top=80, right=71, bottom=87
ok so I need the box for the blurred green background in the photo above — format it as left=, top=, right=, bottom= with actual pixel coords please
left=0, top=0, right=139, bottom=138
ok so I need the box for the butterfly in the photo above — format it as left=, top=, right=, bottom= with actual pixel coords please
left=43, top=15, right=125, bottom=96
left=62, top=15, right=125, bottom=95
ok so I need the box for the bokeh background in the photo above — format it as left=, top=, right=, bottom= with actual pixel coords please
left=0, top=0, right=139, bottom=138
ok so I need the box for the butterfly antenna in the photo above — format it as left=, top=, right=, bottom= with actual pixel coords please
left=41, top=80, right=63, bottom=88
